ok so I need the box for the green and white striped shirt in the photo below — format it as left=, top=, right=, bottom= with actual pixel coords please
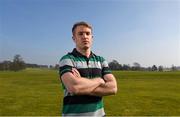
left=59, top=48, right=111, bottom=116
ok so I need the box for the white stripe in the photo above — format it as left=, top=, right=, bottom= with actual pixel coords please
left=88, top=61, right=102, bottom=69
left=59, top=59, right=74, bottom=67
left=102, top=61, right=109, bottom=67
left=75, top=61, right=88, bottom=68
left=62, top=108, right=105, bottom=116
left=75, top=61, right=102, bottom=69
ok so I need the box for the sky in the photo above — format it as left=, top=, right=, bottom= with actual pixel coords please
left=0, top=0, right=180, bottom=67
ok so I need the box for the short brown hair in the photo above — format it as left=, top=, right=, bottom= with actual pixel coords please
left=72, top=21, right=93, bottom=35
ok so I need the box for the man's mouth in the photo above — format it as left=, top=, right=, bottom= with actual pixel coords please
left=83, top=41, right=89, bottom=43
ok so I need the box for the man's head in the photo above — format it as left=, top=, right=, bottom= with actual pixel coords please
left=72, top=21, right=93, bottom=35
left=72, top=21, right=93, bottom=51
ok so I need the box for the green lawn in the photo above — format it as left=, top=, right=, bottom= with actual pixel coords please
left=0, top=69, right=180, bottom=115
left=104, top=71, right=180, bottom=116
left=0, top=68, right=61, bottom=115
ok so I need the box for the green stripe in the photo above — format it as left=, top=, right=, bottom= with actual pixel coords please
left=63, top=100, right=103, bottom=114
left=104, top=70, right=111, bottom=73
left=60, top=54, right=105, bottom=62
left=60, top=68, right=71, bottom=74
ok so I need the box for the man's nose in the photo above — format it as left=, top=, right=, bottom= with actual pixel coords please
left=82, top=33, right=88, bottom=38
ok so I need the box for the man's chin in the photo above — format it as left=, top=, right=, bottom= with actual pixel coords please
left=82, top=46, right=90, bottom=50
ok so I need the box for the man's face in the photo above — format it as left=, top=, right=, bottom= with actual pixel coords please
left=73, top=25, right=93, bottom=50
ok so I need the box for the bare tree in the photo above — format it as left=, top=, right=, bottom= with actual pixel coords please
left=152, top=65, right=158, bottom=71
left=171, top=65, right=177, bottom=71
left=108, top=60, right=121, bottom=70
left=11, top=54, right=26, bottom=71
left=158, top=66, right=163, bottom=72
left=132, top=62, right=141, bottom=71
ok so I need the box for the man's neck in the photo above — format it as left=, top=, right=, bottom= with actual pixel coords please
left=76, top=47, right=91, bottom=58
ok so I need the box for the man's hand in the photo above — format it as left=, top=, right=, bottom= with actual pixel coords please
left=72, top=68, right=81, bottom=78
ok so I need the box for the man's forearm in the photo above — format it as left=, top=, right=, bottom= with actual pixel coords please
left=61, top=70, right=105, bottom=95
left=69, top=77, right=105, bottom=95
left=67, top=68, right=117, bottom=96
left=89, top=81, right=117, bottom=96
left=89, top=74, right=118, bottom=96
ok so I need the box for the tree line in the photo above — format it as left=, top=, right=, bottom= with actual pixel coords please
left=108, top=60, right=179, bottom=71
left=0, top=54, right=48, bottom=71
left=0, top=55, right=26, bottom=71
left=0, top=55, right=179, bottom=72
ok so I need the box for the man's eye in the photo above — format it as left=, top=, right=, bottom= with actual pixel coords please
left=86, top=32, right=90, bottom=35
left=78, top=33, right=83, bottom=35
left=78, top=32, right=91, bottom=36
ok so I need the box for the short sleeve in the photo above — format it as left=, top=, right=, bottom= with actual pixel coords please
left=101, top=57, right=112, bottom=76
left=59, top=55, right=74, bottom=77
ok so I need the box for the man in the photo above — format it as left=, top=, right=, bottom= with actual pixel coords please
left=59, top=21, right=117, bottom=116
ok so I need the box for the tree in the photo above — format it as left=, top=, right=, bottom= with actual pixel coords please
left=147, top=67, right=152, bottom=71
left=152, top=65, right=158, bottom=71
left=0, top=61, right=12, bottom=71
left=11, top=54, right=26, bottom=71
left=49, top=65, right=54, bottom=69
left=55, top=64, right=59, bottom=69
left=122, top=64, right=131, bottom=71
left=132, top=62, right=141, bottom=71
left=171, top=65, right=177, bottom=71
left=108, top=60, right=121, bottom=70
left=158, top=66, right=163, bottom=72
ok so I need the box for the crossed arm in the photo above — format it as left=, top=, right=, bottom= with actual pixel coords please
left=60, top=68, right=117, bottom=96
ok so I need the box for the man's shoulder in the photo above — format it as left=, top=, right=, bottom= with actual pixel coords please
left=60, top=53, right=74, bottom=61
left=92, top=53, right=106, bottom=62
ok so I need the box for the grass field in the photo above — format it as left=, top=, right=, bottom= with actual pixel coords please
left=0, top=68, right=180, bottom=116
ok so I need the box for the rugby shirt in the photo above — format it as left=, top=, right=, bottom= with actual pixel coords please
left=59, top=48, right=111, bottom=116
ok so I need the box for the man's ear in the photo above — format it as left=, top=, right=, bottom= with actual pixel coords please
left=72, top=36, right=75, bottom=41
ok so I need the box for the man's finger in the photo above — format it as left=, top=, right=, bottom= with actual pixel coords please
left=72, top=68, right=81, bottom=77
